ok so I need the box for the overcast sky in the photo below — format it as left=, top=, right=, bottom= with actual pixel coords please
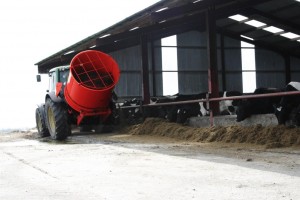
left=0, top=0, right=160, bottom=130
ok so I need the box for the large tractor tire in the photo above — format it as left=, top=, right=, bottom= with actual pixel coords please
left=35, top=106, right=50, bottom=137
left=45, top=99, right=71, bottom=140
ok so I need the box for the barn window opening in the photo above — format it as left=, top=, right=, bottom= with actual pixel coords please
left=263, top=26, right=283, bottom=34
left=229, top=14, right=248, bottom=22
left=244, top=20, right=266, bottom=28
left=156, top=7, right=168, bottom=12
left=280, top=32, right=300, bottom=39
left=241, top=35, right=254, bottom=41
left=230, top=14, right=300, bottom=42
left=129, top=27, right=139, bottom=31
left=64, top=50, right=75, bottom=55
left=241, top=41, right=256, bottom=93
left=193, top=0, right=203, bottom=3
left=99, top=34, right=110, bottom=38
left=161, top=35, right=179, bottom=95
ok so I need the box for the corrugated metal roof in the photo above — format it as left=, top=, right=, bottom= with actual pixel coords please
left=36, top=0, right=300, bottom=73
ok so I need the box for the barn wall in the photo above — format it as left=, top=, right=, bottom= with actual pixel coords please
left=223, top=37, right=243, bottom=92
left=177, top=31, right=208, bottom=94
left=108, top=31, right=285, bottom=98
left=110, top=41, right=163, bottom=98
left=255, top=49, right=285, bottom=88
left=291, top=57, right=300, bottom=82
left=110, top=46, right=142, bottom=97
left=163, top=31, right=243, bottom=94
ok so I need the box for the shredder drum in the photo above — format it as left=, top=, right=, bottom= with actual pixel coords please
left=64, top=50, right=120, bottom=114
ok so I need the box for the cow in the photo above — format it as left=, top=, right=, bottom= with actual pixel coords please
left=195, top=91, right=242, bottom=116
left=219, top=91, right=242, bottom=115
left=141, top=93, right=207, bottom=123
left=120, top=90, right=242, bottom=125
left=274, top=82, right=300, bottom=125
left=236, top=87, right=282, bottom=122
left=175, top=91, right=242, bottom=124
left=175, top=93, right=208, bottom=124
left=143, top=95, right=177, bottom=119
left=119, top=98, right=142, bottom=125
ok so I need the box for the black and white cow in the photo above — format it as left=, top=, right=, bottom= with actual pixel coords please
left=275, top=82, right=300, bottom=125
left=120, top=90, right=242, bottom=125
left=236, top=87, right=282, bottom=122
left=142, top=93, right=207, bottom=123
left=176, top=91, right=242, bottom=124
left=219, top=91, right=242, bottom=115
left=175, top=93, right=208, bottom=124
left=119, top=98, right=142, bottom=125
left=194, top=91, right=242, bottom=117
left=143, top=95, right=177, bottom=119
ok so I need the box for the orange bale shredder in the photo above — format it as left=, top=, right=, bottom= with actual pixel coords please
left=64, top=50, right=120, bottom=125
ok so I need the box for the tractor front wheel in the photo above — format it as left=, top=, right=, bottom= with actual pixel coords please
left=45, top=99, right=71, bottom=140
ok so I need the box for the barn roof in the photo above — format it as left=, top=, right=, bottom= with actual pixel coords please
left=36, top=0, right=300, bottom=73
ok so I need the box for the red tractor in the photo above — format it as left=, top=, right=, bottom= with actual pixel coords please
left=35, top=50, right=120, bottom=140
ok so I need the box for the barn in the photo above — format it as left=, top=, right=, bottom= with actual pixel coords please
left=35, top=0, right=300, bottom=126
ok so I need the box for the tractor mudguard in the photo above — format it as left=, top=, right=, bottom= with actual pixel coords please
left=46, top=92, right=63, bottom=103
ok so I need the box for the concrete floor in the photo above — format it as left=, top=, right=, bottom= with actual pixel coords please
left=0, top=131, right=300, bottom=200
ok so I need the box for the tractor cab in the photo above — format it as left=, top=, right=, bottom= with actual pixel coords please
left=48, top=66, right=70, bottom=93
left=36, top=65, right=70, bottom=93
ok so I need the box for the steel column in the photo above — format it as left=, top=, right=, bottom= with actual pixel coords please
left=141, top=34, right=151, bottom=104
left=206, top=4, right=220, bottom=121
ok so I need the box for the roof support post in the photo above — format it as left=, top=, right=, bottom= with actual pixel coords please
left=140, top=34, right=151, bottom=104
left=206, top=3, right=220, bottom=119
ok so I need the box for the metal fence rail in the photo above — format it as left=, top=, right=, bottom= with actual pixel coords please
left=119, top=91, right=300, bottom=126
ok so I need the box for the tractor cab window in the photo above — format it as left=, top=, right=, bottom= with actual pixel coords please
left=59, top=69, right=69, bottom=86
left=48, top=72, right=56, bottom=93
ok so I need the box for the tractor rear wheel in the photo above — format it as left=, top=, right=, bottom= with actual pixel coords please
left=45, top=99, right=71, bottom=140
left=35, top=106, right=50, bottom=137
